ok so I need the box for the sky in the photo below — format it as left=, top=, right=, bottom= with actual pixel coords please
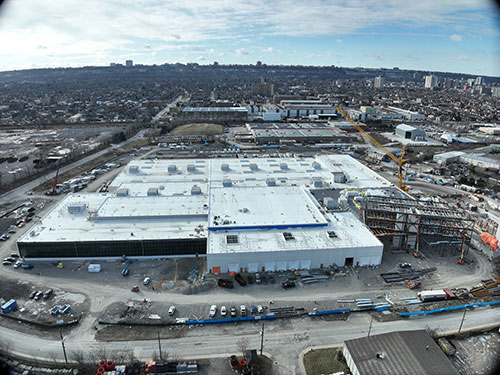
left=0, top=0, right=499, bottom=76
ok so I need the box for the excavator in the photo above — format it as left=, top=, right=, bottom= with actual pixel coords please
left=336, top=106, right=409, bottom=191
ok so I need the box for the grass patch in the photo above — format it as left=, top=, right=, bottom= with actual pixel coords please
left=303, top=348, right=348, bottom=375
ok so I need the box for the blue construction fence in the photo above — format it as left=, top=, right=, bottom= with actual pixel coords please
left=400, top=299, right=500, bottom=317
left=186, top=313, right=277, bottom=325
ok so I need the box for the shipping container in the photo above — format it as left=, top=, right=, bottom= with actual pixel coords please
left=1, top=299, right=17, bottom=314
left=417, top=290, right=447, bottom=302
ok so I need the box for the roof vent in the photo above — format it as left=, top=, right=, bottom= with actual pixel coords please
left=191, top=185, right=202, bottom=195
left=376, top=352, right=385, bottom=359
left=312, top=162, right=321, bottom=170
left=187, top=164, right=195, bottom=172
left=168, top=164, right=177, bottom=173
left=223, top=179, right=232, bottom=187
left=129, top=165, right=139, bottom=173
left=249, top=163, right=258, bottom=171
left=221, top=163, right=230, bottom=171
left=279, top=162, right=288, bottom=170
left=266, top=178, right=276, bottom=186
left=116, top=188, right=128, bottom=197
left=147, top=187, right=158, bottom=196
left=67, top=202, right=87, bottom=214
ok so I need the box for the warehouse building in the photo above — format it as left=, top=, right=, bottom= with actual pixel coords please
left=246, top=123, right=356, bottom=144
left=18, top=155, right=390, bottom=272
left=343, top=330, right=458, bottom=375
left=395, top=124, right=426, bottom=141
left=180, top=107, right=248, bottom=123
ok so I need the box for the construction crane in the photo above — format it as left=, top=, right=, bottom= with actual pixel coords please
left=336, top=106, right=409, bottom=191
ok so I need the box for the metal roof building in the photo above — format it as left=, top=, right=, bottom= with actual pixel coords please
left=18, top=155, right=388, bottom=273
left=395, top=124, right=426, bottom=141
left=343, top=330, right=459, bottom=375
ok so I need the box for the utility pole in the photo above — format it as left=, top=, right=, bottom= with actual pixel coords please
left=157, top=330, right=162, bottom=360
left=458, top=308, right=467, bottom=334
left=260, top=323, right=265, bottom=355
left=59, top=329, right=68, bottom=364
left=367, top=315, right=374, bottom=337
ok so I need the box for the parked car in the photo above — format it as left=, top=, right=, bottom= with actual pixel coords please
left=0, top=234, right=9, bottom=241
left=250, top=305, right=257, bottom=314
left=247, top=275, right=254, bottom=284
left=261, top=275, right=268, bottom=285
left=217, top=278, right=234, bottom=289
left=29, top=291, right=37, bottom=299
left=3, top=260, right=12, bottom=266
left=13, top=260, right=22, bottom=269
left=168, top=306, right=176, bottom=316
left=209, top=305, right=217, bottom=317
left=257, top=305, right=264, bottom=314
left=255, top=273, right=261, bottom=284
left=131, top=286, right=140, bottom=292
left=21, top=263, right=33, bottom=269
left=269, top=276, right=276, bottom=284
left=230, top=306, right=237, bottom=317
left=43, top=289, right=53, bottom=300
left=143, top=277, right=151, bottom=285
left=4, top=257, right=16, bottom=262
left=240, top=305, right=247, bottom=316
left=221, top=306, right=227, bottom=316
left=10, top=253, right=19, bottom=258
left=282, top=280, right=296, bottom=289
left=399, top=263, right=413, bottom=269
left=34, top=291, right=43, bottom=301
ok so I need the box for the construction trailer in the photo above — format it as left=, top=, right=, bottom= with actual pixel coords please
left=361, top=195, right=475, bottom=257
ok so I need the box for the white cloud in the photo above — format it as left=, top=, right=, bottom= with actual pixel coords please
left=0, top=0, right=494, bottom=70
left=450, top=34, right=463, bottom=42
left=235, top=48, right=250, bottom=56
left=262, top=47, right=274, bottom=53
left=196, top=55, right=206, bottom=61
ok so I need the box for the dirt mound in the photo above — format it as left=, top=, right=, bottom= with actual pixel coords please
left=169, top=123, right=223, bottom=136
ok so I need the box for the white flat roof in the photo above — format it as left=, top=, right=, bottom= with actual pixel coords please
left=208, top=212, right=381, bottom=254
left=209, top=186, right=327, bottom=229
left=19, top=155, right=389, bottom=252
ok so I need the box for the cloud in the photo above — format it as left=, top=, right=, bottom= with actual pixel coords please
left=450, top=34, right=463, bottom=42
left=262, top=47, right=274, bottom=53
left=235, top=48, right=250, bottom=56
left=369, top=53, right=384, bottom=61
left=196, top=56, right=206, bottom=61
left=336, top=39, right=343, bottom=43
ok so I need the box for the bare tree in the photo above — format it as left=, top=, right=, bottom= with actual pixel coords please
left=236, top=336, right=250, bottom=357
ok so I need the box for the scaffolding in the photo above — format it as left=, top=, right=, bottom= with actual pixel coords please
left=362, top=195, right=475, bottom=256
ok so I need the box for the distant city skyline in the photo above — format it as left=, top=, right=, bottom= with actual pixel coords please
left=0, top=0, right=499, bottom=76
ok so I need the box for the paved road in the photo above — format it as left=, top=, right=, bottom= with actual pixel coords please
left=151, top=95, right=184, bottom=123
left=0, top=130, right=145, bottom=206
left=1, top=306, right=498, bottom=374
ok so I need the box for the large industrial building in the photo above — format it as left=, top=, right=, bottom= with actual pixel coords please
left=18, top=155, right=392, bottom=273
left=245, top=123, right=357, bottom=144
left=180, top=107, right=248, bottom=123
left=395, top=124, right=426, bottom=141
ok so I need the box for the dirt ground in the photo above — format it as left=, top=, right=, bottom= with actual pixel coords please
left=0, top=276, right=88, bottom=339
left=450, top=330, right=500, bottom=375
left=169, top=123, right=223, bottom=136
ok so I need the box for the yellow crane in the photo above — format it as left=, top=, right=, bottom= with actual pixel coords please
left=336, top=106, right=409, bottom=191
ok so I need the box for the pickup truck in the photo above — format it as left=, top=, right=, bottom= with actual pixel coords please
left=234, top=273, right=247, bottom=286
left=217, top=278, right=234, bottom=289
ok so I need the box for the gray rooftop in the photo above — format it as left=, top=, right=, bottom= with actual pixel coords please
left=344, top=330, right=459, bottom=375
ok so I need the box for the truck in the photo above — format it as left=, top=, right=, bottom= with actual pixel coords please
left=417, top=290, right=447, bottom=302
left=217, top=278, right=234, bottom=289
left=234, top=273, right=247, bottom=286
left=1, top=299, right=17, bottom=314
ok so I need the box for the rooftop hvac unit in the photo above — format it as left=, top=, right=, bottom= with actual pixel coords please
left=167, top=164, right=177, bottom=173
left=67, top=202, right=86, bottom=214
left=221, top=163, right=230, bottom=171
left=129, top=165, right=139, bottom=173
left=279, top=162, right=288, bottom=170
left=323, top=197, right=335, bottom=208
left=266, top=178, right=276, bottom=186
left=223, top=179, right=232, bottom=187
left=313, top=177, right=323, bottom=188
left=116, top=188, right=128, bottom=197
left=249, top=163, right=258, bottom=171
left=332, top=171, right=346, bottom=183
left=187, top=164, right=195, bottom=172
left=147, top=187, right=158, bottom=196
left=312, top=161, right=321, bottom=170
left=191, top=185, right=202, bottom=195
